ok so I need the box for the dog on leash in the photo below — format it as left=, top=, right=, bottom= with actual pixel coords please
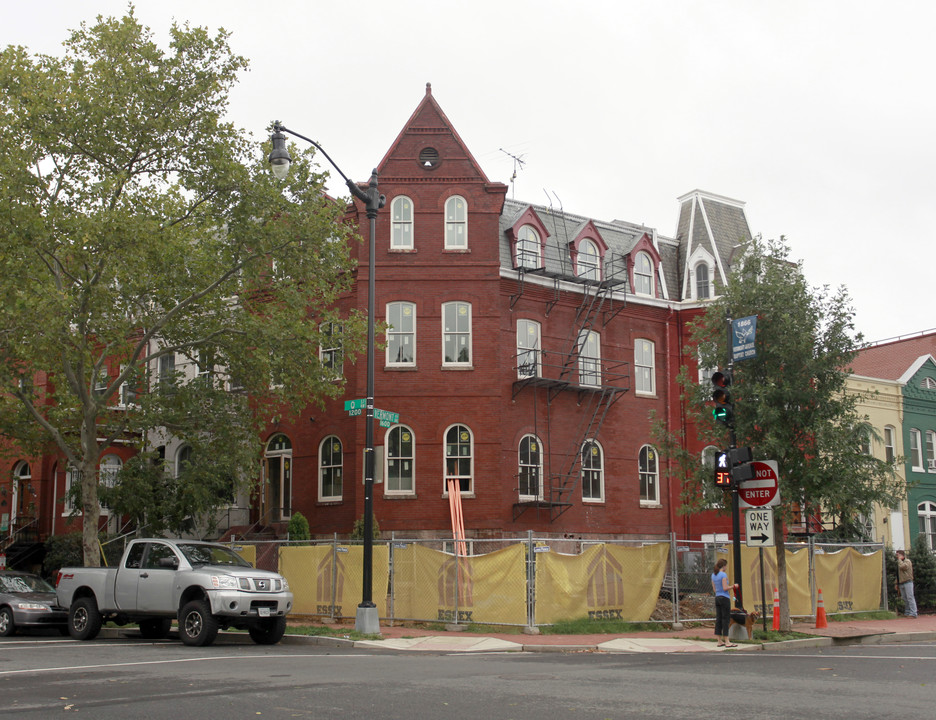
left=730, top=608, right=760, bottom=637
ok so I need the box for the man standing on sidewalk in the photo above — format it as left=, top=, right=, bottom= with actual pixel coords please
left=896, top=550, right=918, bottom=618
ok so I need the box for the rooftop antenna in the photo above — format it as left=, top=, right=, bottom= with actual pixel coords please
left=499, top=148, right=526, bottom=199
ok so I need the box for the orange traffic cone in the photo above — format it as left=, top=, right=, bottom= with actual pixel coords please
left=815, top=588, right=828, bottom=629
left=772, top=587, right=780, bottom=631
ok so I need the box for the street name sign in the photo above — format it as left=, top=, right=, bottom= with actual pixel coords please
left=745, top=508, right=775, bottom=547
left=344, top=399, right=366, bottom=411
left=738, top=460, right=780, bottom=508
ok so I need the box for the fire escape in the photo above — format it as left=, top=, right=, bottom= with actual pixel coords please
left=510, top=241, right=630, bottom=521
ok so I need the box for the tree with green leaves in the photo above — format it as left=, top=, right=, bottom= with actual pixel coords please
left=654, top=236, right=901, bottom=630
left=0, top=11, right=365, bottom=565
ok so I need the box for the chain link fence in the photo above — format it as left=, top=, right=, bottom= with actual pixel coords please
left=227, top=533, right=885, bottom=628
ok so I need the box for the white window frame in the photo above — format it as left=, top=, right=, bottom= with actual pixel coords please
left=581, top=440, right=604, bottom=503
left=319, top=322, right=343, bottom=375
left=64, top=464, right=81, bottom=515
left=385, top=425, right=415, bottom=495
left=444, top=196, right=467, bottom=249
left=639, top=444, right=660, bottom=506
left=634, top=251, right=654, bottom=296
left=884, top=425, right=896, bottom=464
left=386, top=302, right=416, bottom=367
left=578, top=330, right=601, bottom=386
left=577, top=239, right=601, bottom=280
left=442, top=301, right=472, bottom=366
left=157, top=352, right=176, bottom=389
left=444, top=424, right=473, bottom=495
left=518, top=434, right=544, bottom=501
left=318, top=435, right=343, bottom=502
left=927, top=430, right=936, bottom=472
left=265, top=433, right=293, bottom=518
left=919, top=501, right=936, bottom=551
left=516, top=225, right=541, bottom=269
left=910, top=428, right=923, bottom=471
left=391, top=195, right=413, bottom=249
left=516, top=319, right=541, bottom=379
left=695, top=263, right=711, bottom=299
left=635, top=339, right=655, bottom=396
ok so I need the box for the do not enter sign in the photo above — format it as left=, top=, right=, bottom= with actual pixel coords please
left=738, top=460, right=780, bottom=508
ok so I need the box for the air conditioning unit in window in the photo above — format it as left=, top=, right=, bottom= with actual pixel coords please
left=928, top=459, right=936, bottom=471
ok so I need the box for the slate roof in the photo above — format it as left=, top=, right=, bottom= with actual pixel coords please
left=850, top=331, right=936, bottom=380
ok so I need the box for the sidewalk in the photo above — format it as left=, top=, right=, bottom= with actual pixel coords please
left=296, top=613, right=936, bottom=654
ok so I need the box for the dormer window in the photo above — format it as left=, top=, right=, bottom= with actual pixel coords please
left=577, top=239, right=601, bottom=280
left=695, top=263, right=711, bottom=299
left=516, top=225, right=541, bottom=269
left=634, top=251, right=654, bottom=296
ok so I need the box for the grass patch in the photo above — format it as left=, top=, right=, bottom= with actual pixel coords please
left=541, top=617, right=660, bottom=635
left=286, top=625, right=381, bottom=641
left=827, top=610, right=896, bottom=622
left=752, top=628, right=816, bottom=642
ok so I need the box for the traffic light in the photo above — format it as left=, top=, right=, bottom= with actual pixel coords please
left=729, top=446, right=755, bottom=484
left=711, top=370, right=734, bottom=427
left=714, top=450, right=732, bottom=487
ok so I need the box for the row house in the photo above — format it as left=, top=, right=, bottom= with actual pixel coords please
left=2, top=85, right=754, bottom=567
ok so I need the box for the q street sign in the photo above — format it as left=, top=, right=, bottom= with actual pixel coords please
left=745, top=508, right=775, bottom=547
left=732, top=315, right=757, bottom=362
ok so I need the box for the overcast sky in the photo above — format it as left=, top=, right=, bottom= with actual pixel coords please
left=4, top=1, right=933, bottom=344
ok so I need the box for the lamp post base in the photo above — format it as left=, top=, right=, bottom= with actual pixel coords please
left=355, top=605, right=380, bottom=634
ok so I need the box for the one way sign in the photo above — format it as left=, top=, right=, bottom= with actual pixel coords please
left=745, top=508, right=775, bottom=547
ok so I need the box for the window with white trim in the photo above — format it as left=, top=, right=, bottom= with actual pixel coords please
left=516, top=225, right=541, bottom=269
left=64, top=465, right=81, bottom=514
left=516, top=319, right=541, bottom=378
left=577, top=239, right=601, bottom=280
left=581, top=440, right=604, bottom=502
left=578, top=330, right=601, bottom=386
left=391, top=196, right=413, bottom=249
left=919, top=501, right=936, bottom=550
left=884, top=425, right=896, bottom=463
left=319, top=322, right=343, bottom=375
left=518, top=435, right=543, bottom=501
left=98, top=454, right=121, bottom=511
left=445, top=424, right=473, bottom=494
left=319, top=435, right=342, bottom=501
left=910, top=428, right=923, bottom=470
left=634, top=252, right=654, bottom=296
left=158, top=353, right=176, bottom=391
left=442, top=301, right=472, bottom=365
left=386, top=302, right=416, bottom=366
left=927, top=430, right=936, bottom=471
left=695, top=263, right=711, bottom=299
left=444, top=196, right=467, bottom=249
left=386, top=425, right=414, bottom=494
left=639, top=444, right=659, bottom=505
left=635, top=339, right=655, bottom=395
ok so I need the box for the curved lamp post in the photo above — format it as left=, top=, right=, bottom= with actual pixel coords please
left=269, top=123, right=385, bottom=633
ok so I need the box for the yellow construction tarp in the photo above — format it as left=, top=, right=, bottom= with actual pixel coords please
left=392, top=543, right=527, bottom=625
left=814, top=547, right=882, bottom=613
left=280, top=545, right=389, bottom=618
left=534, top=543, right=669, bottom=624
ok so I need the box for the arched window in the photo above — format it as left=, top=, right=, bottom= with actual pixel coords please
left=444, top=196, right=467, bottom=249
left=919, top=501, right=936, bottom=550
left=581, top=440, right=604, bottom=502
left=445, top=424, right=473, bottom=494
left=516, top=225, right=541, bottom=269
left=518, top=435, right=543, bottom=501
left=391, top=195, right=413, bottom=249
left=577, top=239, right=601, bottom=280
left=13, top=461, right=31, bottom=519
left=634, top=251, right=654, bottom=296
left=695, top=263, right=710, bottom=299
left=265, top=433, right=293, bottom=518
left=639, top=444, right=659, bottom=505
left=386, top=426, right=414, bottom=494
left=319, top=435, right=343, bottom=501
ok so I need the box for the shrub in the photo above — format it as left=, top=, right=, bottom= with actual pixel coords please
left=287, top=512, right=311, bottom=544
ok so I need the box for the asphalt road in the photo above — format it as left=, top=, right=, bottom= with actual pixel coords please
left=0, top=634, right=933, bottom=719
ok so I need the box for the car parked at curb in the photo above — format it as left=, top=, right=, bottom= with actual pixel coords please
left=0, top=570, right=69, bottom=636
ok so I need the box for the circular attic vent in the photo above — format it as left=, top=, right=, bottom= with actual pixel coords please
left=419, top=147, right=440, bottom=169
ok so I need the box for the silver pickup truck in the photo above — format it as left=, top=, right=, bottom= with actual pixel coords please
left=55, top=538, right=292, bottom=646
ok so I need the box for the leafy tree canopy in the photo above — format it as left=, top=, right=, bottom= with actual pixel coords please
left=0, top=10, right=365, bottom=562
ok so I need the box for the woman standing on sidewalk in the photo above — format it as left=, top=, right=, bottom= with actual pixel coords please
left=712, top=558, right=736, bottom=647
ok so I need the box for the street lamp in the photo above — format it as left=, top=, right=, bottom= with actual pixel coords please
left=268, top=123, right=385, bottom=633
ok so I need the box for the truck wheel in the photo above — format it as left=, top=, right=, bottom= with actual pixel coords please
left=178, top=599, right=218, bottom=647
left=139, top=618, right=173, bottom=639
left=0, top=607, right=16, bottom=637
left=248, top=616, right=287, bottom=645
left=69, top=597, right=103, bottom=641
